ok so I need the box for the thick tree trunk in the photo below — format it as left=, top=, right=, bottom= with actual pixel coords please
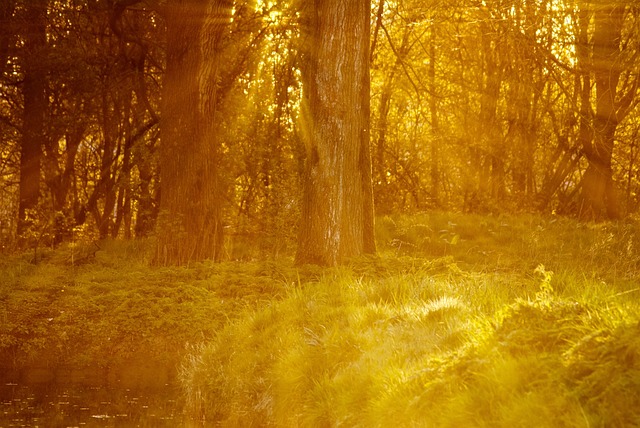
left=579, top=2, right=625, bottom=220
left=296, top=0, right=376, bottom=266
left=581, top=124, right=620, bottom=220
left=155, top=0, right=231, bottom=265
left=17, top=0, right=47, bottom=239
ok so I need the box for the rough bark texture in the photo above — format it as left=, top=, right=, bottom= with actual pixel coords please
left=17, top=0, right=47, bottom=239
left=296, top=0, right=376, bottom=266
left=579, top=2, right=625, bottom=220
left=156, top=0, right=231, bottom=265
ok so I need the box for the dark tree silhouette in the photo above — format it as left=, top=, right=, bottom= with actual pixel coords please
left=155, top=0, right=233, bottom=265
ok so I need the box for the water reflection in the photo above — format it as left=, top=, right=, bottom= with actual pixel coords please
left=0, top=381, right=203, bottom=427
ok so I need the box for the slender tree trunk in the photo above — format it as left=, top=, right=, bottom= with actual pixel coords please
left=536, top=136, right=582, bottom=211
left=114, top=134, right=132, bottom=239
left=94, top=87, right=118, bottom=239
left=477, top=21, right=504, bottom=204
left=370, top=0, right=385, bottom=64
left=509, top=0, right=541, bottom=205
left=296, top=0, right=375, bottom=266
left=17, top=0, right=47, bottom=239
left=42, top=125, right=82, bottom=244
left=135, top=154, right=157, bottom=238
left=374, top=28, right=410, bottom=214
left=156, top=0, right=231, bottom=265
left=134, top=129, right=159, bottom=238
left=428, top=22, right=440, bottom=206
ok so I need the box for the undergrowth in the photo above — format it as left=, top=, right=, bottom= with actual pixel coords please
left=0, top=239, right=297, bottom=372
left=180, top=213, right=640, bottom=426
left=2, top=212, right=639, bottom=425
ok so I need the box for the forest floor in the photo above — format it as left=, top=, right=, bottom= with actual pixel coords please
left=1, top=212, right=640, bottom=426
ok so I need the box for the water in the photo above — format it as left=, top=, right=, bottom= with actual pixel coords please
left=0, top=381, right=201, bottom=428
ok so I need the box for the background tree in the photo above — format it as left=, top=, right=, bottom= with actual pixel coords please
left=578, top=1, right=639, bottom=220
left=17, top=0, right=48, bottom=240
left=0, top=0, right=19, bottom=245
left=367, top=0, right=640, bottom=217
left=155, top=0, right=229, bottom=265
left=2, top=0, right=640, bottom=258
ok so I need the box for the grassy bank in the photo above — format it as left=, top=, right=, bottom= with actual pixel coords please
left=1, top=212, right=639, bottom=424
left=0, top=239, right=298, bottom=385
left=180, top=212, right=640, bottom=426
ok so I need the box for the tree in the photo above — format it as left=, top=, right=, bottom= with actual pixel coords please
left=17, top=0, right=48, bottom=239
left=578, top=1, right=639, bottom=220
left=155, top=0, right=232, bottom=265
left=295, top=0, right=376, bottom=266
left=371, top=7, right=413, bottom=214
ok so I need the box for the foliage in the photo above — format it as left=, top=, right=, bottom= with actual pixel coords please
left=180, top=212, right=640, bottom=426
left=2, top=0, right=640, bottom=252
left=0, top=239, right=293, bottom=373
left=2, top=210, right=640, bottom=424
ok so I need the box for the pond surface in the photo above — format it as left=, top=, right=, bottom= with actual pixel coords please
left=0, top=381, right=205, bottom=427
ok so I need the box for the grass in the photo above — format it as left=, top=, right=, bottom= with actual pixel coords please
left=180, top=212, right=640, bottom=426
left=1, top=212, right=639, bottom=425
left=0, top=239, right=294, bottom=377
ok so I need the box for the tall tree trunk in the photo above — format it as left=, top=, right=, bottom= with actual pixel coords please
left=374, top=27, right=410, bottom=214
left=579, top=2, right=625, bottom=220
left=17, top=0, right=47, bottom=239
left=156, top=0, right=231, bottom=265
left=135, top=150, right=157, bottom=238
left=296, top=0, right=375, bottom=266
left=477, top=20, right=504, bottom=205
left=428, top=21, right=440, bottom=207
left=0, top=0, right=16, bottom=78
left=93, top=86, right=119, bottom=239
left=42, top=125, right=82, bottom=245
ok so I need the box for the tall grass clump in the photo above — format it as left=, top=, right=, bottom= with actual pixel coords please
left=180, top=264, right=473, bottom=425
left=181, top=213, right=640, bottom=426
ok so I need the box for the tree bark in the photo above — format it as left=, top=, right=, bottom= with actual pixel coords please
left=296, top=0, right=376, bottom=266
left=476, top=20, right=504, bottom=205
left=579, top=2, right=625, bottom=220
left=155, top=0, right=231, bottom=265
left=428, top=22, right=440, bottom=207
left=17, top=0, right=47, bottom=239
